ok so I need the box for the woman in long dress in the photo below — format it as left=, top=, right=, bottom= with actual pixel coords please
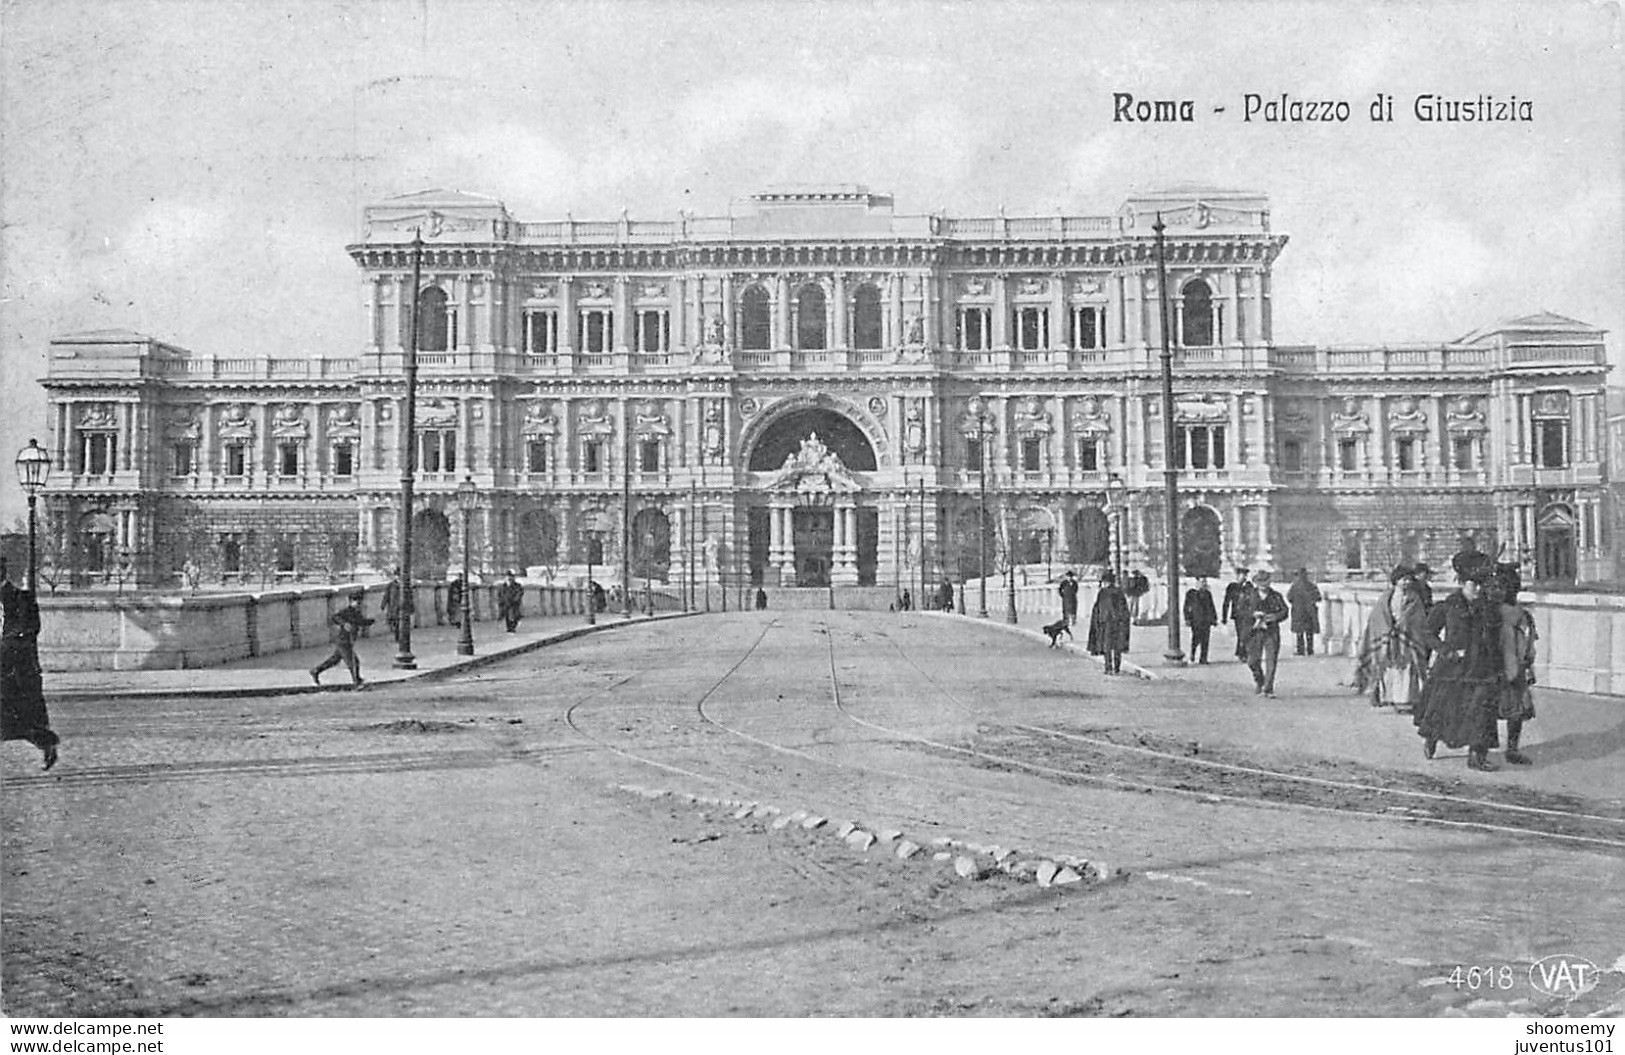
left=1353, top=564, right=1430, bottom=711
left=2, top=572, right=59, bottom=770
left=1414, top=559, right=1501, bottom=771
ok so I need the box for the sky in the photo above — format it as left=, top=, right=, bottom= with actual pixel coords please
left=1, top=0, right=1621, bottom=524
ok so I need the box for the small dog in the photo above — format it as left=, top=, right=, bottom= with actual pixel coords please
left=1042, top=618, right=1073, bottom=647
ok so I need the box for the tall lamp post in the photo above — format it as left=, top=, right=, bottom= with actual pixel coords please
left=977, top=410, right=989, bottom=618
left=1108, top=472, right=1126, bottom=583
left=641, top=529, right=655, bottom=616
left=585, top=510, right=614, bottom=625
left=1153, top=213, right=1186, bottom=664
left=1003, top=507, right=1018, bottom=624
left=15, top=439, right=52, bottom=592
left=394, top=231, right=424, bottom=669
left=456, top=476, right=477, bottom=656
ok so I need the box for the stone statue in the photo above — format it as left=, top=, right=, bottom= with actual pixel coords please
left=704, top=313, right=725, bottom=346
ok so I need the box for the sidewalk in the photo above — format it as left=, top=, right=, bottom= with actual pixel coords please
left=47, top=609, right=691, bottom=700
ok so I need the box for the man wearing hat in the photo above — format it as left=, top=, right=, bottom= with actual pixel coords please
left=497, top=570, right=525, bottom=633
left=311, top=591, right=374, bottom=687
left=1057, top=569, right=1080, bottom=628
left=1243, top=569, right=1289, bottom=697
left=1221, top=567, right=1252, bottom=661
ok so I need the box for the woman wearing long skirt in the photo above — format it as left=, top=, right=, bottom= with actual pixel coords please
left=2, top=574, right=59, bottom=770
left=1495, top=563, right=1537, bottom=766
left=1414, top=559, right=1500, bottom=771
left=1353, top=564, right=1430, bottom=711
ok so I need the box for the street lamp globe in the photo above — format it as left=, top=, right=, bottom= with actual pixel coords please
left=15, top=438, right=52, bottom=494
left=16, top=439, right=53, bottom=592
left=456, top=475, right=479, bottom=514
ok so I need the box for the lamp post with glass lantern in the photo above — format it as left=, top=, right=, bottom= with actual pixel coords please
left=1108, top=472, right=1126, bottom=583
left=641, top=529, right=655, bottom=616
left=456, top=476, right=477, bottom=656
left=394, top=230, right=425, bottom=670
left=15, top=439, right=52, bottom=592
left=1003, top=506, right=1018, bottom=624
left=977, top=410, right=989, bottom=618
left=1153, top=213, right=1186, bottom=664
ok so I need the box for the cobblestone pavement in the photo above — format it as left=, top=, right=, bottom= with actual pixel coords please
left=4, top=611, right=1622, bottom=1017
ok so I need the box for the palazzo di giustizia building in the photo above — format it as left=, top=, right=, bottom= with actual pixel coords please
left=37, top=185, right=1612, bottom=591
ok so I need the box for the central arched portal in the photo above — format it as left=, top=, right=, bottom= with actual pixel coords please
left=746, top=406, right=879, bottom=589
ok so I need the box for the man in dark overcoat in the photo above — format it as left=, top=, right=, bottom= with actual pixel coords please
left=497, top=571, right=524, bottom=633
left=1183, top=577, right=1218, bottom=664
left=1057, top=570, right=1079, bottom=627
left=311, top=592, right=373, bottom=687
left=1221, top=567, right=1251, bottom=660
left=1287, top=568, right=1322, bottom=655
left=1087, top=570, right=1131, bottom=675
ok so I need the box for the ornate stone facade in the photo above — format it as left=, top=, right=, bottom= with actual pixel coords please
left=37, top=187, right=1613, bottom=589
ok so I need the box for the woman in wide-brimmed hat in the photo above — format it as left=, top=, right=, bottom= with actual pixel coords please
left=1414, top=555, right=1502, bottom=770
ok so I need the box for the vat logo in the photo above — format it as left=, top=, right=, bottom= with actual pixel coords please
left=1528, top=955, right=1599, bottom=998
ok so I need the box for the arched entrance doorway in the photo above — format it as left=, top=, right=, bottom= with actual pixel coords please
left=1181, top=505, right=1223, bottom=579
left=1536, top=503, right=1576, bottom=584
left=747, top=406, right=877, bottom=588
left=1069, top=507, right=1110, bottom=566
left=517, top=509, right=559, bottom=574
left=632, top=508, right=671, bottom=584
left=412, top=509, right=451, bottom=580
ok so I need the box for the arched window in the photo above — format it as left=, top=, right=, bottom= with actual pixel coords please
left=852, top=284, right=883, bottom=349
left=417, top=286, right=450, bottom=352
left=1180, top=279, right=1213, bottom=347
left=796, top=284, right=827, bottom=350
left=740, top=286, right=771, bottom=350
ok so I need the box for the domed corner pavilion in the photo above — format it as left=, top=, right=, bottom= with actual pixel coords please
left=744, top=404, right=881, bottom=589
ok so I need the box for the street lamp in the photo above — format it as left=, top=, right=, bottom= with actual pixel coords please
left=15, top=438, right=52, bottom=592
left=1004, top=508, right=1018, bottom=625
left=394, top=230, right=425, bottom=670
left=585, top=510, right=614, bottom=625
left=1107, top=472, right=1126, bottom=583
left=977, top=408, right=989, bottom=618
left=456, top=476, right=477, bottom=656
left=1153, top=213, right=1186, bottom=664
left=641, top=529, right=655, bottom=616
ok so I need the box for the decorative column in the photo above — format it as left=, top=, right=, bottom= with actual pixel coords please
left=613, top=276, right=631, bottom=353
left=721, top=273, right=735, bottom=347
left=991, top=273, right=1009, bottom=349
left=775, top=273, right=791, bottom=349
left=833, top=272, right=848, bottom=349
left=559, top=277, right=576, bottom=354
left=834, top=502, right=859, bottom=585
left=1256, top=502, right=1273, bottom=569
left=1230, top=504, right=1245, bottom=567
left=1228, top=392, right=1243, bottom=467
left=395, top=274, right=410, bottom=351
left=1049, top=274, right=1066, bottom=350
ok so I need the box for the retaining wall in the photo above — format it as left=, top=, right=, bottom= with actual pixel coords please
left=35, top=581, right=591, bottom=672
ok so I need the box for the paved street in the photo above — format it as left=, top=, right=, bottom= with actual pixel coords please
left=4, top=610, right=1623, bottom=1017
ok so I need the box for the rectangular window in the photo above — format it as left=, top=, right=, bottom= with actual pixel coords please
left=1395, top=437, right=1416, bottom=471
left=221, top=535, right=243, bottom=574
left=1452, top=437, right=1475, bottom=471
left=1190, top=428, right=1210, bottom=469
left=1071, top=305, right=1104, bottom=350
left=274, top=535, right=296, bottom=574
left=171, top=443, right=195, bottom=477
left=1537, top=420, right=1569, bottom=469
left=1077, top=438, right=1100, bottom=472
left=957, top=308, right=990, bottom=351
left=1015, top=308, right=1048, bottom=351
left=420, top=430, right=457, bottom=473
left=1280, top=439, right=1303, bottom=473
left=1338, top=438, right=1359, bottom=472
left=522, top=310, right=559, bottom=355
left=584, top=441, right=604, bottom=474
left=85, top=433, right=115, bottom=475
left=636, top=310, right=670, bottom=353
left=278, top=442, right=300, bottom=477
left=639, top=439, right=661, bottom=473
left=527, top=438, right=550, bottom=474
left=226, top=443, right=247, bottom=478
left=966, top=437, right=984, bottom=472
left=332, top=442, right=354, bottom=478
left=1021, top=437, right=1042, bottom=472
left=579, top=310, right=613, bottom=354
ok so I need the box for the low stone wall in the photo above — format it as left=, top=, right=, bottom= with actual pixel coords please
left=1318, top=583, right=1625, bottom=698
left=36, top=581, right=590, bottom=672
